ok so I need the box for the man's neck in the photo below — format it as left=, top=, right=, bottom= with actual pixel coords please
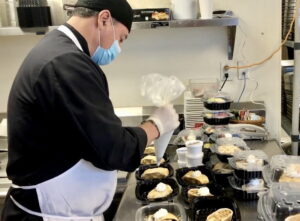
left=67, top=16, right=98, bottom=55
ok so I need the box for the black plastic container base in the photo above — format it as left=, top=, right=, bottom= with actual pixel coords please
left=213, top=172, right=232, bottom=187
left=204, top=101, right=232, bottom=111
left=135, top=163, right=174, bottom=181
left=176, top=166, right=214, bottom=187
left=192, top=197, right=241, bottom=221
left=229, top=176, right=261, bottom=201
left=216, top=152, right=233, bottom=163
left=135, top=178, right=179, bottom=203
left=233, top=160, right=268, bottom=180
left=204, top=117, right=231, bottom=125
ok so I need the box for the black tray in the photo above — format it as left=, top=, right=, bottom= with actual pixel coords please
left=204, top=117, right=231, bottom=125
left=208, top=161, right=233, bottom=187
left=135, top=163, right=174, bottom=181
left=176, top=166, right=214, bottom=187
left=233, top=172, right=252, bottom=186
left=140, top=153, right=170, bottom=165
left=204, top=101, right=232, bottom=111
left=191, top=197, right=242, bottom=221
left=135, top=178, right=179, bottom=203
left=181, top=184, right=224, bottom=204
left=228, top=176, right=260, bottom=201
left=233, top=160, right=267, bottom=180
left=212, top=171, right=232, bottom=187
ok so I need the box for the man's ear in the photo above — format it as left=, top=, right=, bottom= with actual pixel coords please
left=97, top=10, right=111, bottom=30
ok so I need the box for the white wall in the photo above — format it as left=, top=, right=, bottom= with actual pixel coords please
left=0, top=0, right=281, bottom=140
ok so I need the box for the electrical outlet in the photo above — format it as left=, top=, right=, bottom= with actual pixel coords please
left=220, top=62, right=236, bottom=81
left=238, top=70, right=249, bottom=80
left=237, top=61, right=249, bottom=80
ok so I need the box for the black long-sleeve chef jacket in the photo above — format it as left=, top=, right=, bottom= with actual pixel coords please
left=6, top=23, right=147, bottom=186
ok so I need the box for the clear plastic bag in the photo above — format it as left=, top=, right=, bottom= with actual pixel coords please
left=141, top=73, right=185, bottom=165
left=141, top=73, right=186, bottom=106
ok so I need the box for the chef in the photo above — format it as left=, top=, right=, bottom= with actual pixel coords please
left=1, top=0, right=179, bottom=220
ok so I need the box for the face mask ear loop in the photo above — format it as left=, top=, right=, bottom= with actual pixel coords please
left=110, top=17, right=116, bottom=41
left=98, top=28, right=101, bottom=47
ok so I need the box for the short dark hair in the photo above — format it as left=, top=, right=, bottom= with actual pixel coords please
left=68, top=7, right=99, bottom=17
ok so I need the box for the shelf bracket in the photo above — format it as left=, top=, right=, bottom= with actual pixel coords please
left=227, top=26, right=237, bottom=60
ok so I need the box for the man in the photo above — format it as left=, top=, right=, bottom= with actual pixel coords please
left=1, top=0, right=179, bottom=220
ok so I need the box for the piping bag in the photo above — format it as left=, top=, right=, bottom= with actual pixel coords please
left=141, top=73, right=185, bottom=165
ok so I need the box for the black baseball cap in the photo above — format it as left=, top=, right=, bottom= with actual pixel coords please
left=72, top=0, right=133, bottom=32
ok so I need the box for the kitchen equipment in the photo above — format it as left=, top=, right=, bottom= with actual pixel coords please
left=199, top=0, right=213, bottom=19
left=228, top=124, right=268, bottom=140
left=172, top=0, right=198, bottom=20
left=17, top=0, right=52, bottom=28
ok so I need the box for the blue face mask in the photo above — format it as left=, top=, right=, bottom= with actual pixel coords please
left=92, top=20, right=121, bottom=65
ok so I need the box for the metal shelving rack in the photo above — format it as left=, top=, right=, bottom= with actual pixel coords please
left=283, top=0, right=296, bottom=48
left=0, top=16, right=239, bottom=59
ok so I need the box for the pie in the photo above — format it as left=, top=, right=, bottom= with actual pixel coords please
left=235, top=155, right=264, bottom=170
left=285, top=214, right=300, bottom=221
left=212, top=162, right=233, bottom=174
left=147, top=182, right=173, bottom=200
left=141, top=155, right=165, bottom=165
left=187, top=187, right=213, bottom=202
left=279, top=164, right=300, bottom=183
left=182, top=170, right=209, bottom=185
left=218, top=145, right=241, bottom=155
left=279, top=174, right=300, bottom=183
left=141, top=167, right=169, bottom=180
left=146, top=208, right=179, bottom=221
left=206, top=208, right=233, bottom=221
left=144, top=146, right=155, bottom=154
left=207, top=97, right=226, bottom=104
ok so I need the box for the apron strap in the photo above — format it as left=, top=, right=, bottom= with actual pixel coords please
left=57, top=25, right=84, bottom=52
left=10, top=195, right=103, bottom=221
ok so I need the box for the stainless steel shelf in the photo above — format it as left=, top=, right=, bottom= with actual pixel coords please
left=131, top=16, right=238, bottom=30
left=0, top=17, right=238, bottom=59
left=131, top=16, right=238, bottom=60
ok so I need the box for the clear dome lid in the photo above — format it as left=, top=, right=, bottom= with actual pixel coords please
left=228, top=150, right=268, bottom=171
left=258, top=183, right=300, bottom=221
left=262, top=155, right=300, bottom=185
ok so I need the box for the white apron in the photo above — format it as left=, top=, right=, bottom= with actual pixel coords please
left=10, top=25, right=118, bottom=221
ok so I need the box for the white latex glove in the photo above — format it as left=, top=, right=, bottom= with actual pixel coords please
left=147, top=104, right=180, bottom=136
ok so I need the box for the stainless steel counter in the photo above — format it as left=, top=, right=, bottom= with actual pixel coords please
left=114, top=140, right=284, bottom=221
